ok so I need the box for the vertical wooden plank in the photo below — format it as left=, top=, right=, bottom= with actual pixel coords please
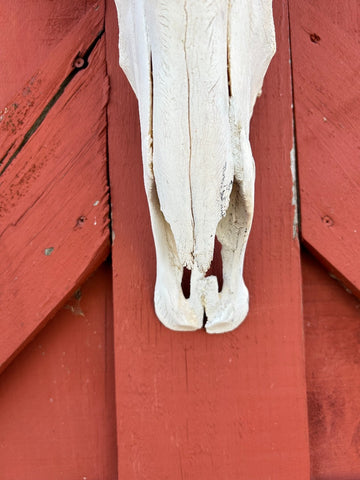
left=0, top=262, right=118, bottom=480
left=302, top=250, right=360, bottom=479
left=107, top=0, right=310, bottom=478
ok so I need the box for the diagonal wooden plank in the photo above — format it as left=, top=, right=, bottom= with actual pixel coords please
left=0, top=0, right=96, bottom=106
left=0, top=3, right=110, bottom=372
left=107, top=0, right=310, bottom=477
left=288, top=0, right=360, bottom=296
left=0, top=4, right=105, bottom=173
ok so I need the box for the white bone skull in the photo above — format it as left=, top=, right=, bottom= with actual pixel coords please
left=115, top=0, right=276, bottom=333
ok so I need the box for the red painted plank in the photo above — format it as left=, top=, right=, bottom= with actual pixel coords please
left=0, top=262, right=118, bottom=480
left=107, top=0, right=310, bottom=478
left=289, top=0, right=360, bottom=296
left=0, top=4, right=104, bottom=173
left=302, top=249, right=360, bottom=479
left=0, top=3, right=110, bottom=372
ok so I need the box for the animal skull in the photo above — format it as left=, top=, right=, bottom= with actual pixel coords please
left=115, top=0, right=276, bottom=333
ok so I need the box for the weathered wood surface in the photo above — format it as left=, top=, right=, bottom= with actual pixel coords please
left=107, top=0, right=310, bottom=477
left=289, top=0, right=360, bottom=296
left=0, top=262, right=118, bottom=480
left=302, top=250, right=360, bottom=479
left=0, top=1, right=94, bottom=105
left=0, top=3, right=110, bottom=371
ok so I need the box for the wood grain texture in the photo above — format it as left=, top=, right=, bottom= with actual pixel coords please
left=302, top=249, right=360, bottom=479
left=107, top=0, right=310, bottom=477
left=0, top=1, right=95, bottom=106
left=289, top=0, right=360, bottom=296
left=0, top=2, right=110, bottom=371
left=0, top=3, right=104, bottom=176
left=0, top=262, right=118, bottom=480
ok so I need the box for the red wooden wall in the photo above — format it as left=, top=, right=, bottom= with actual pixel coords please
left=0, top=1, right=359, bottom=479
left=0, top=2, right=116, bottom=478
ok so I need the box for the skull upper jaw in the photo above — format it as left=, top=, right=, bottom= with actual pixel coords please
left=115, top=0, right=275, bottom=332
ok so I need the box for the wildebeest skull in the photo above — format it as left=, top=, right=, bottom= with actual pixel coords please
left=115, top=0, right=276, bottom=333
